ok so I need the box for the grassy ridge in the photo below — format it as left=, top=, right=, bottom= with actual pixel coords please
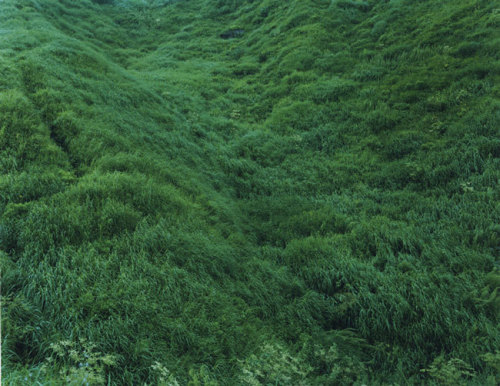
left=1, top=0, right=499, bottom=384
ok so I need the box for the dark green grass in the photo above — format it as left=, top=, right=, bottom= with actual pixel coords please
left=1, top=0, right=499, bottom=384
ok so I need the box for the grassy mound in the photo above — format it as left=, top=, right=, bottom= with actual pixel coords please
left=1, top=0, right=499, bottom=384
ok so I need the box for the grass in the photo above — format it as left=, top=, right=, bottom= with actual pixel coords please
left=1, top=0, right=499, bottom=384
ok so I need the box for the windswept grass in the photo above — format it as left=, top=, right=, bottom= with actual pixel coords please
left=1, top=0, right=499, bottom=384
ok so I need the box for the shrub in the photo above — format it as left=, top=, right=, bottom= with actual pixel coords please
left=239, top=343, right=312, bottom=385
left=421, top=356, right=476, bottom=385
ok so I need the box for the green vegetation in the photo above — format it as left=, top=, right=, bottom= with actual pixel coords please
left=1, top=0, right=499, bottom=384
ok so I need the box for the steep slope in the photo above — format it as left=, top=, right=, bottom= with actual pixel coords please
left=1, top=0, right=499, bottom=384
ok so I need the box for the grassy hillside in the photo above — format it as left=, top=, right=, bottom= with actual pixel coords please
left=1, top=0, right=499, bottom=384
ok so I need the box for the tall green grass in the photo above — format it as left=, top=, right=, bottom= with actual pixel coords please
left=1, top=0, right=499, bottom=384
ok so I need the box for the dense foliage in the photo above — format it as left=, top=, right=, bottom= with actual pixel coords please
left=1, top=0, right=499, bottom=384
